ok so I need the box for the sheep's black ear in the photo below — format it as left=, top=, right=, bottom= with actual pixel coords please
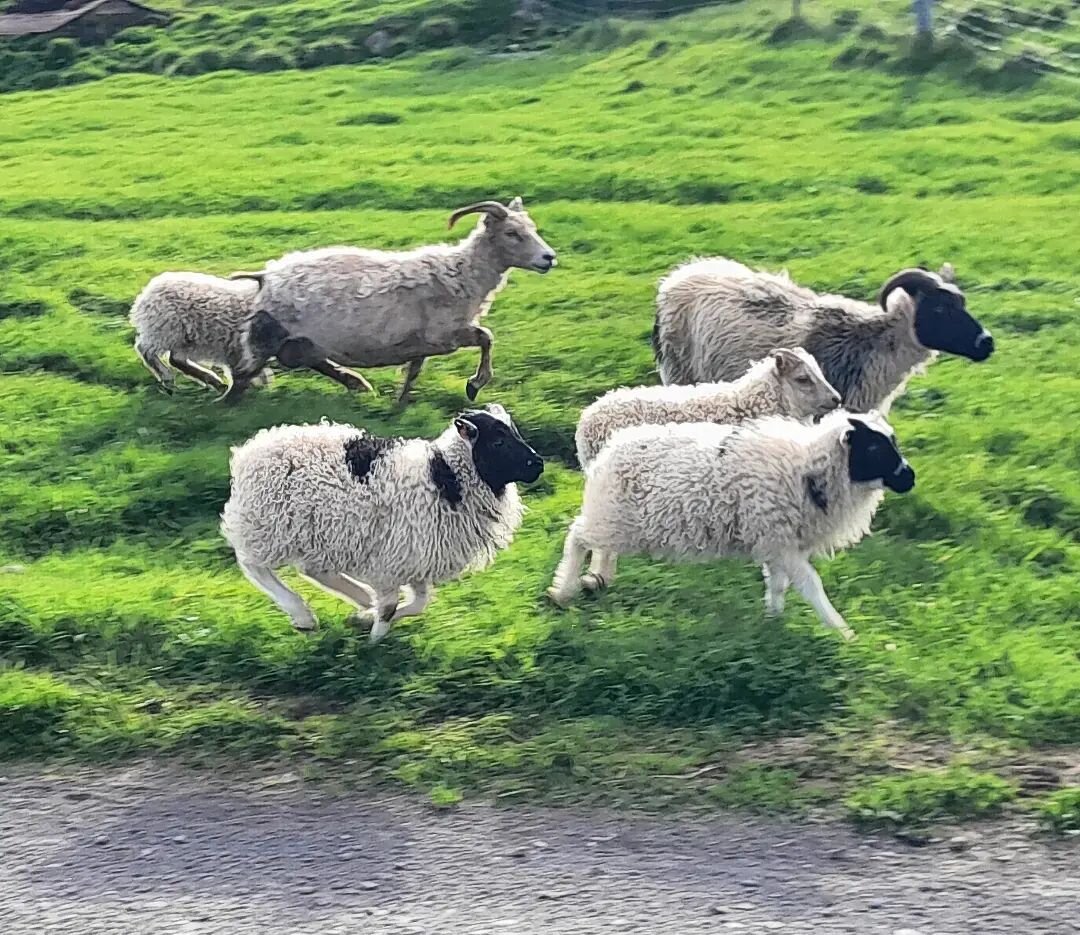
left=455, top=418, right=478, bottom=443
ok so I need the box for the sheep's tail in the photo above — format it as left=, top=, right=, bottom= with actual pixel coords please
left=229, top=270, right=266, bottom=287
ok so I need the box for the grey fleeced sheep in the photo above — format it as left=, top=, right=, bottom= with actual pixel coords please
left=225, top=197, right=557, bottom=406
left=574, top=347, right=840, bottom=468
left=129, top=270, right=372, bottom=399
left=547, top=409, right=915, bottom=640
left=129, top=272, right=272, bottom=396
left=221, top=404, right=543, bottom=644
left=653, top=260, right=995, bottom=413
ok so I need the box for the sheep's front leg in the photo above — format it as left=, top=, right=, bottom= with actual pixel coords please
left=582, top=549, right=618, bottom=592
left=369, top=591, right=401, bottom=645
left=238, top=561, right=318, bottom=632
left=391, top=581, right=433, bottom=621
left=780, top=557, right=855, bottom=641
left=762, top=562, right=790, bottom=616
left=396, top=358, right=426, bottom=409
left=547, top=518, right=589, bottom=607
left=167, top=353, right=228, bottom=394
left=456, top=325, right=494, bottom=401
left=134, top=340, right=175, bottom=393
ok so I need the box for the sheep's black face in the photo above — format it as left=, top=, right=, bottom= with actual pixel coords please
left=913, top=287, right=994, bottom=362
left=846, top=418, right=915, bottom=494
left=455, top=406, right=544, bottom=494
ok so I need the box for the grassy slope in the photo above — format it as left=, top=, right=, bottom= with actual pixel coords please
left=1, top=3, right=1079, bottom=818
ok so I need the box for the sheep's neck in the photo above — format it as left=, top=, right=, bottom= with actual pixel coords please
left=452, top=229, right=512, bottom=305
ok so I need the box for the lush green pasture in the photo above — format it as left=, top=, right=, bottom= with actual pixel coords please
left=1, top=7, right=1079, bottom=816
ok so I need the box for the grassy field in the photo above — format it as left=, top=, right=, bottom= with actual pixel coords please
left=2, top=1, right=1080, bottom=824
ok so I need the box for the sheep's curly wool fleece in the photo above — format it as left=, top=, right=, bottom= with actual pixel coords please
left=129, top=272, right=260, bottom=370
left=654, top=256, right=932, bottom=412
left=221, top=420, right=524, bottom=592
left=574, top=348, right=833, bottom=466
left=577, top=410, right=886, bottom=564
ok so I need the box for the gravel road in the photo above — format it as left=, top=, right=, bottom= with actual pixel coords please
left=1, top=764, right=1077, bottom=934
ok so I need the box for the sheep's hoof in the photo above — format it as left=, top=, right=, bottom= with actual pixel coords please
left=346, top=611, right=375, bottom=632
left=291, top=616, right=319, bottom=633
left=839, top=627, right=857, bottom=642
left=545, top=587, right=573, bottom=608
left=158, top=383, right=175, bottom=396
left=465, top=380, right=480, bottom=402
left=580, top=573, right=607, bottom=592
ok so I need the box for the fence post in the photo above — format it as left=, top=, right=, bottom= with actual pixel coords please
left=792, top=0, right=801, bottom=17
left=913, top=0, right=933, bottom=36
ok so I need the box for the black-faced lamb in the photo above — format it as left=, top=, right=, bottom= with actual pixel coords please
left=221, top=404, right=543, bottom=644
left=547, top=409, right=915, bottom=640
left=129, top=271, right=372, bottom=398
left=574, top=347, right=840, bottom=468
left=653, top=260, right=994, bottom=412
left=225, top=196, right=557, bottom=406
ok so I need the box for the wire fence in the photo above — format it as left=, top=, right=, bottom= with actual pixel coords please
left=523, top=0, right=1080, bottom=80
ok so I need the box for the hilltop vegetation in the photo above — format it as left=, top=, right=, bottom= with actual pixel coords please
left=1, top=2, right=1079, bottom=819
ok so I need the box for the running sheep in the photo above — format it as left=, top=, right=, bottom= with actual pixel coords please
left=653, top=260, right=994, bottom=413
left=225, top=197, right=557, bottom=406
left=221, top=404, right=543, bottom=644
left=574, top=347, right=840, bottom=468
left=129, top=271, right=372, bottom=398
left=547, top=409, right=915, bottom=640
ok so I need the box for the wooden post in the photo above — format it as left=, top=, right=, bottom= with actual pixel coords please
left=792, top=0, right=802, bottom=17
left=913, top=0, right=933, bottom=36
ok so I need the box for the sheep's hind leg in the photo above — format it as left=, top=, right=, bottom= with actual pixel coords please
left=547, top=518, right=589, bottom=607
left=391, top=581, right=433, bottom=621
left=582, top=550, right=618, bottom=592
left=238, top=561, right=318, bottom=632
left=134, top=340, right=175, bottom=393
left=303, top=571, right=376, bottom=629
left=781, top=557, right=855, bottom=641
left=277, top=339, right=374, bottom=394
left=167, top=353, right=228, bottom=394
left=457, top=325, right=493, bottom=401
left=395, top=358, right=426, bottom=409
left=762, top=562, right=790, bottom=617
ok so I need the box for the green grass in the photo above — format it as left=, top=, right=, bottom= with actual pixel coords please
left=846, top=766, right=1018, bottom=826
left=1037, top=787, right=1080, bottom=833
left=1, top=3, right=1079, bottom=818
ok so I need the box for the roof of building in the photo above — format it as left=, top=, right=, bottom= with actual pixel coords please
left=0, top=0, right=167, bottom=38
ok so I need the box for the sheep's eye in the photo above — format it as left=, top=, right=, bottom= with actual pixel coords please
left=492, top=437, right=505, bottom=448
left=795, top=375, right=812, bottom=385
left=505, top=230, right=523, bottom=241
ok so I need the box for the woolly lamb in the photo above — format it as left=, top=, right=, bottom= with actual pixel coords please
left=574, top=347, right=840, bottom=468
left=129, top=271, right=371, bottom=398
left=221, top=403, right=543, bottom=644
left=653, top=260, right=994, bottom=412
left=226, top=196, right=557, bottom=406
left=547, top=409, right=915, bottom=640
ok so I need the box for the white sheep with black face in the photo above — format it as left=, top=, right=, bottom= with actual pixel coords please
left=547, top=409, right=916, bottom=641
left=221, top=403, right=544, bottom=644
left=574, top=347, right=840, bottom=468
left=653, top=260, right=994, bottom=413
left=225, top=197, right=557, bottom=406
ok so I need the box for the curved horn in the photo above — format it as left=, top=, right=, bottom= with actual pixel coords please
left=877, top=268, right=940, bottom=310
left=447, top=201, right=509, bottom=229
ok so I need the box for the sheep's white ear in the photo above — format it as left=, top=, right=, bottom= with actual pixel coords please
left=484, top=402, right=510, bottom=423
left=455, top=418, right=478, bottom=443
left=938, top=262, right=956, bottom=284
left=508, top=196, right=524, bottom=211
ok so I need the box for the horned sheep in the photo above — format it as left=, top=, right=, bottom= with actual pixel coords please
left=574, top=347, right=840, bottom=468
left=226, top=196, right=557, bottom=405
left=221, top=403, right=543, bottom=644
left=653, top=260, right=994, bottom=413
left=129, top=272, right=372, bottom=398
left=547, top=409, right=915, bottom=640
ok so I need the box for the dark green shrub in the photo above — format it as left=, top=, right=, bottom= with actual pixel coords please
left=385, top=38, right=412, bottom=58
left=44, top=37, right=78, bottom=69
left=246, top=49, right=296, bottom=72
left=29, top=71, right=60, bottom=89
left=337, top=111, right=403, bottom=126
left=112, top=26, right=157, bottom=46
left=299, top=39, right=355, bottom=68
left=150, top=49, right=181, bottom=74
left=417, top=15, right=459, bottom=47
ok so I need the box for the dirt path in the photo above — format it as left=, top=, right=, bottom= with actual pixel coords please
left=1, top=764, right=1077, bottom=934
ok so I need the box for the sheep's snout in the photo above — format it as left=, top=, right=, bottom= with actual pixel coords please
left=972, top=329, right=994, bottom=362
left=886, top=460, right=916, bottom=494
